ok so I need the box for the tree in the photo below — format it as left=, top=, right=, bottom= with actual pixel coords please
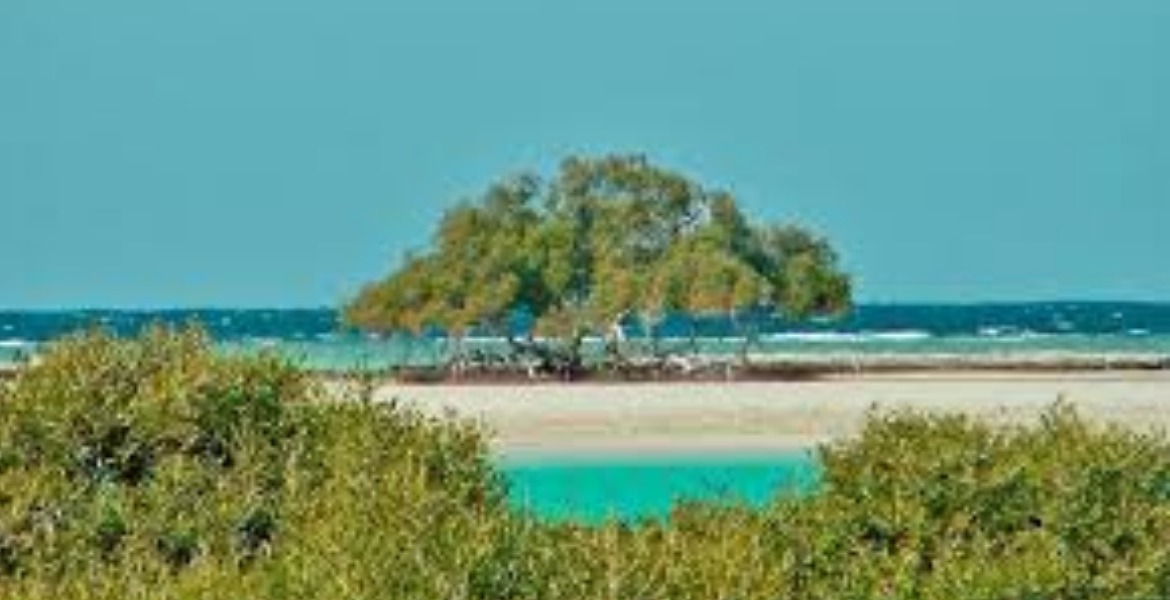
left=344, top=154, right=852, bottom=377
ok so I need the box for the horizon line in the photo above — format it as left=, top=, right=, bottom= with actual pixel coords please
left=4, top=298, right=1170, bottom=313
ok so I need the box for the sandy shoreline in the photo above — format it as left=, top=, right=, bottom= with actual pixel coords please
left=373, top=371, right=1170, bottom=460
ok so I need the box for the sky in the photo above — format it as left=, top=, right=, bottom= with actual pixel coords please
left=1, top=0, right=1167, bottom=309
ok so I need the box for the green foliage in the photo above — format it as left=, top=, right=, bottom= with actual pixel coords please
left=5, top=329, right=1170, bottom=598
left=345, top=155, right=852, bottom=367
left=785, top=406, right=1170, bottom=599
left=0, top=328, right=506, bottom=599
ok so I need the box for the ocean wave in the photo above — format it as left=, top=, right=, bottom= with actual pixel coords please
left=866, top=330, right=934, bottom=342
left=763, top=332, right=859, bottom=343
left=977, top=327, right=1049, bottom=340
left=464, top=336, right=509, bottom=344
left=0, top=339, right=34, bottom=349
left=244, top=337, right=281, bottom=348
left=763, top=331, right=933, bottom=344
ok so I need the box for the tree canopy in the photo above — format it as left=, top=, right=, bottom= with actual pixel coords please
left=344, top=155, right=852, bottom=359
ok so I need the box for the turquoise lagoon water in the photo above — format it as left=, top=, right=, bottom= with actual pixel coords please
left=500, top=452, right=820, bottom=522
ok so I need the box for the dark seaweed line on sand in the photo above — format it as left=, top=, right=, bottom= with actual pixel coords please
left=332, top=353, right=1170, bottom=384
left=4, top=353, right=1168, bottom=385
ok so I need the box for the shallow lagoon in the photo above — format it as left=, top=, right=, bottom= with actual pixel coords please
left=501, top=452, right=820, bottom=522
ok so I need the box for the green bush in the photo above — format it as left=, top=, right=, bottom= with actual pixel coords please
left=775, top=408, right=1170, bottom=599
left=4, top=327, right=1170, bottom=599
left=0, top=327, right=506, bottom=599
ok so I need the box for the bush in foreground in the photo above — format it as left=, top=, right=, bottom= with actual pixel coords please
left=0, top=328, right=504, bottom=599
left=4, top=328, right=1170, bottom=599
left=778, top=408, right=1170, bottom=598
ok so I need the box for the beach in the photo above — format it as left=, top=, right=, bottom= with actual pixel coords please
left=376, top=371, right=1170, bottom=459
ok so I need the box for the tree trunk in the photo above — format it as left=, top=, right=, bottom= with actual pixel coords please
left=604, top=315, right=627, bottom=372
left=689, top=317, right=700, bottom=356
left=565, top=330, right=585, bottom=382
left=401, top=333, right=416, bottom=372
left=642, top=313, right=661, bottom=358
left=730, top=311, right=755, bottom=371
left=449, top=332, right=466, bottom=380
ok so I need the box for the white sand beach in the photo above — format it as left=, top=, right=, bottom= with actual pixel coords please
left=374, top=371, right=1170, bottom=459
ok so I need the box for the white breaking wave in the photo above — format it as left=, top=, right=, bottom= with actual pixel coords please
left=0, top=339, right=33, bottom=349
left=764, top=332, right=860, bottom=343
left=464, top=336, right=510, bottom=344
left=978, top=327, right=1047, bottom=341
left=866, top=330, right=934, bottom=342
left=245, top=337, right=281, bottom=348
left=763, top=331, right=933, bottom=344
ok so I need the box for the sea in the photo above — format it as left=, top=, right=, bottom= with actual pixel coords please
left=3, top=302, right=1169, bottom=370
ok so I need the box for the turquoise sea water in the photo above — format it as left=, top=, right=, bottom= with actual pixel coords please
left=501, top=453, right=819, bottom=522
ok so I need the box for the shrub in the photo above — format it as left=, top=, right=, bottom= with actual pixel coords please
left=0, top=327, right=507, bottom=599
left=772, top=406, right=1170, bottom=599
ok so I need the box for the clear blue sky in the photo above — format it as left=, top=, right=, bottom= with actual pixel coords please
left=2, top=0, right=1167, bottom=308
